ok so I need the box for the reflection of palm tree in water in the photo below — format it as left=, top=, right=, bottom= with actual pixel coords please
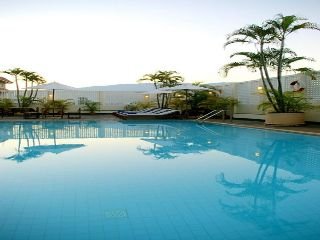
left=7, top=123, right=41, bottom=162
left=6, top=122, right=84, bottom=162
left=137, top=146, right=177, bottom=160
left=137, top=124, right=218, bottom=160
left=216, top=140, right=311, bottom=233
left=137, top=125, right=178, bottom=160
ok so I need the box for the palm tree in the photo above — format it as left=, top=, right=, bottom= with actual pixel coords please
left=139, top=70, right=184, bottom=108
left=139, top=73, right=160, bottom=89
left=266, top=14, right=320, bottom=111
left=222, top=49, right=315, bottom=112
left=223, top=14, right=320, bottom=113
left=20, top=71, right=36, bottom=98
left=3, top=68, right=24, bottom=107
left=216, top=139, right=311, bottom=231
left=29, top=73, right=46, bottom=100
left=2, top=68, right=46, bottom=107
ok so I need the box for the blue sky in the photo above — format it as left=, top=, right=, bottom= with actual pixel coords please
left=1, top=0, right=320, bottom=87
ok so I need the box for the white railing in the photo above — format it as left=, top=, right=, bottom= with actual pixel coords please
left=197, top=109, right=225, bottom=123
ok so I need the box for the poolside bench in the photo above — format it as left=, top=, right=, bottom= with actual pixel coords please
left=41, top=108, right=64, bottom=119
left=24, top=111, right=41, bottom=119
left=67, top=108, right=82, bottom=119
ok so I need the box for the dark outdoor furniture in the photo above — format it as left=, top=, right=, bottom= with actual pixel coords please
left=114, top=108, right=181, bottom=120
left=10, top=107, right=35, bottom=115
left=1, top=107, right=37, bottom=117
left=24, top=111, right=41, bottom=119
left=42, top=112, right=64, bottom=119
left=67, top=108, right=82, bottom=119
left=41, top=108, right=64, bottom=119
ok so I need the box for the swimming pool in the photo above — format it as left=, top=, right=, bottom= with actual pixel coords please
left=0, top=120, right=319, bottom=240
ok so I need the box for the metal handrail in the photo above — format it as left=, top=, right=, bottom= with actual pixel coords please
left=196, top=110, right=218, bottom=120
left=197, top=109, right=225, bottom=122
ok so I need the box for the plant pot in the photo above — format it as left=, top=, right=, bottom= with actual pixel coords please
left=265, top=112, right=305, bottom=126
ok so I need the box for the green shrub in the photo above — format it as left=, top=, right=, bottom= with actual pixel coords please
left=19, top=96, right=33, bottom=108
left=39, top=99, right=71, bottom=113
left=258, top=91, right=313, bottom=113
left=198, top=95, right=239, bottom=111
left=84, top=101, right=100, bottom=113
left=0, top=98, right=15, bottom=110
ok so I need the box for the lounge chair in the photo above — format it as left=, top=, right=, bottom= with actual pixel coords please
left=0, top=108, right=4, bottom=118
left=41, top=108, right=64, bottom=119
left=17, top=108, right=40, bottom=119
left=24, top=110, right=41, bottom=119
left=67, top=108, right=82, bottom=119
left=113, top=108, right=159, bottom=117
left=114, top=108, right=181, bottom=120
left=116, top=108, right=159, bottom=115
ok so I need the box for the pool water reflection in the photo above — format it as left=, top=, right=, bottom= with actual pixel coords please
left=0, top=120, right=320, bottom=240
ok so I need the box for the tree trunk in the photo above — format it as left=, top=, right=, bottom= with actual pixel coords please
left=260, top=43, right=280, bottom=112
left=23, top=78, right=28, bottom=98
left=259, top=67, right=279, bottom=112
left=15, top=75, right=21, bottom=107
left=156, top=94, right=160, bottom=108
left=32, top=89, right=39, bottom=101
left=161, top=94, right=165, bottom=108
left=276, top=36, right=285, bottom=112
left=29, top=82, right=34, bottom=98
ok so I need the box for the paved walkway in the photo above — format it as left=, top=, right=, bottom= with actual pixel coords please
left=1, top=114, right=319, bottom=136
left=205, top=119, right=320, bottom=136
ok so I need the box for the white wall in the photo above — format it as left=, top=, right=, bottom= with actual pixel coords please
left=2, top=90, right=152, bottom=112
left=216, top=73, right=320, bottom=122
left=2, top=73, right=320, bottom=121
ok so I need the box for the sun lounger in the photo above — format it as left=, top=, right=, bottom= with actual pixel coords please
left=113, top=108, right=159, bottom=117
left=67, top=108, right=82, bottom=119
left=24, top=111, right=41, bottom=119
left=42, top=109, right=64, bottom=119
left=114, top=109, right=181, bottom=120
left=116, top=108, right=159, bottom=115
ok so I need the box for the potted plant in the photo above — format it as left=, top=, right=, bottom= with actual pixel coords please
left=0, top=98, right=14, bottom=116
left=222, top=14, right=319, bottom=125
left=54, top=100, right=72, bottom=115
left=84, top=100, right=100, bottom=114
left=259, top=91, right=313, bottom=125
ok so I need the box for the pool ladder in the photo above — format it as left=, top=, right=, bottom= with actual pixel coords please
left=196, top=109, right=225, bottom=123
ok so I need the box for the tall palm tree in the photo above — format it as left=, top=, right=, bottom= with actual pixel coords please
left=20, top=71, right=36, bottom=98
left=225, top=24, right=276, bottom=91
left=266, top=14, right=320, bottom=111
left=28, top=73, right=46, bottom=100
left=223, top=14, right=320, bottom=113
left=224, top=24, right=284, bottom=110
left=3, top=68, right=24, bottom=107
left=139, top=70, right=184, bottom=108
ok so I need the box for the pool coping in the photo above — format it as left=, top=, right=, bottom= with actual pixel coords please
left=1, top=115, right=319, bottom=136
left=200, top=120, right=320, bottom=136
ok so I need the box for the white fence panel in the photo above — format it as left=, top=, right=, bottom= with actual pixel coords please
left=2, top=73, right=319, bottom=120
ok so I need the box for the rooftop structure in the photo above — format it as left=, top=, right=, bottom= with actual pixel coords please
left=0, top=77, right=12, bottom=91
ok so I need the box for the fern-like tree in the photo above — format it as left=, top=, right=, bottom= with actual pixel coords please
left=3, top=68, right=46, bottom=107
left=27, top=72, right=46, bottom=100
left=139, top=70, right=184, bottom=108
left=222, top=14, right=320, bottom=113
left=3, top=68, right=24, bottom=107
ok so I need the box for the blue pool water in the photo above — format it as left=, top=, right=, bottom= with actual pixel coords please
left=0, top=120, right=320, bottom=240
